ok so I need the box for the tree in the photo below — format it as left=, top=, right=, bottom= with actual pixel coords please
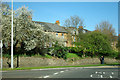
left=1, top=4, right=65, bottom=67
left=95, top=21, right=116, bottom=41
left=64, top=15, right=84, bottom=28
left=2, top=5, right=64, bottom=52
left=75, top=31, right=113, bottom=57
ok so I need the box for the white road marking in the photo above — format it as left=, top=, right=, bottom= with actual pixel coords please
left=110, top=76, right=113, bottom=78
left=98, top=72, right=102, bottom=74
left=90, top=75, right=93, bottom=77
left=103, top=72, right=105, bottom=74
left=100, top=75, right=103, bottom=78
left=43, top=76, right=49, bottom=78
left=111, top=72, right=114, bottom=75
left=54, top=72, right=58, bottom=75
left=60, top=71, right=64, bottom=73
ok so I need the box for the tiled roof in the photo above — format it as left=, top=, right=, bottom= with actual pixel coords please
left=33, top=21, right=67, bottom=33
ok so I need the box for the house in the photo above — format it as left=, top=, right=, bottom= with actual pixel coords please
left=33, top=20, right=68, bottom=47
left=62, top=26, right=90, bottom=47
left=33, top=20, right=90, bottom=47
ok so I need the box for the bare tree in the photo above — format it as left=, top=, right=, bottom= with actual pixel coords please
left=95, top=21, right=116, bottom=41
left=64, top=15, right=84, bottom=28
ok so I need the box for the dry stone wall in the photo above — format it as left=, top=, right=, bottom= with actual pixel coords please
left=1, top=57, right=119, bottom=68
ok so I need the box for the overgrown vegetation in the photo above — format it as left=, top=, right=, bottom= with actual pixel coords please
left=71, top=31, right=118, bottom=58
left=48, top=42, right=68, bottom=60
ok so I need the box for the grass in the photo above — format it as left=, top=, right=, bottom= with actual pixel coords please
left=2, top=63, right=119, bottom=71
left=66, top=53, right=80, bottom=59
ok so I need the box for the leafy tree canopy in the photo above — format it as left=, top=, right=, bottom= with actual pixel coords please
left=75, top=31, right=113, bottom=56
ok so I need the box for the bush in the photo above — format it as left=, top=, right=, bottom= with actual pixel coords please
left=75, top=31, right=114, bottom=57
left=69, top=47, right=84, bottom=57
left=115, top=52, right=120, bottom=59
left=66, top=53, right=80, bottom=59
left=48, top=42, right=68, bottom=60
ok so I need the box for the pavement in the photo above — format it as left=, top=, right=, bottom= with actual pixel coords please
left=1, top=66, right=120, bottom=78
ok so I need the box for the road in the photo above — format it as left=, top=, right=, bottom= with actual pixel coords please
left=2, top=66, right=120, bottom=78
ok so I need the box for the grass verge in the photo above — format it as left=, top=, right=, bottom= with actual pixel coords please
left=2, top=63, right=119, bottom=71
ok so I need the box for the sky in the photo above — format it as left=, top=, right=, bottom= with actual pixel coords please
left=3, top=0, right=120, bottom=2
left=7, top=2, right=118, bottom=35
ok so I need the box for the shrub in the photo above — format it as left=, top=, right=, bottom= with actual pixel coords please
left=48, top=42, right=68, bottom=60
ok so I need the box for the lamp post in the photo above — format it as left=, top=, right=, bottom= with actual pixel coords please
left=1, top=40, right=2, bottom=70
left=0, top=40, right=2, bottom=80
left=11, top=0, right=13, bottom=69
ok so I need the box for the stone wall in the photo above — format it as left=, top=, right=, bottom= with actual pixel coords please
left=1, top=57, right=119, bottom=68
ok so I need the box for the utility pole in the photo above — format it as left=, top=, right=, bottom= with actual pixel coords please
left=11, top=0, right=13, bottom=69
left=1, top=40, right=2, bottom=70
left=0, top=40, right=2, bottom=80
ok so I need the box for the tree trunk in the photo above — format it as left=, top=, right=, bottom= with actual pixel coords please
left=16, top=55, right=19, bottom=68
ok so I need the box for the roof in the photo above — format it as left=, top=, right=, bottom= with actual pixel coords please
left=62, top=27, right=77, bottom=35
left=62, top=27, right=91, bottom=35
left=33, top=21, right=67, bottom=33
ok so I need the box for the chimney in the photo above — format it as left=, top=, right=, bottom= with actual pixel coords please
left=55, top=20, right=60, bottom=26
left=79, top=26, right=83, bottom=29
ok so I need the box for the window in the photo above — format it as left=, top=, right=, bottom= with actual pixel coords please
left=56, top=33, right=58, bottom=37
left=62, top=33, right=64, bottom=39
left=74, top=36, right=75, bottom=42
left=64, top=42, right=66, bottom=46
left=73, top=29, right=76, bottom=34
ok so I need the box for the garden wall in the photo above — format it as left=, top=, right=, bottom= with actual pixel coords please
left=2, top=57, right=119, bottom=68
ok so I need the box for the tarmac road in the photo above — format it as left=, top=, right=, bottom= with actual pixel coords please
left=2, top=66, right=120, bottom=78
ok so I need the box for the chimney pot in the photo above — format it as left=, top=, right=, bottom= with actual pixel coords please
left=79, top=26, right=83, bottom=29
left=55, top=20, right=60, bottom=26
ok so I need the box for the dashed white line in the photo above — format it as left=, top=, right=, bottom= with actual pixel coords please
left=100, top=75, right=103, bottom=78
left=110, top=76, right=113, bottom=78
left=103, top=72, right=105, bottom=74
left=98, top=72, right=102, bottom=74
left=90, top=75, right=93, bottom=77
left=111, top=72, right=114, bottom=75
left=54, top=72, right=58, bottom=75
left=43, top=76, right=50, bottom=78
left=60, top=71, right=64, bottom=73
